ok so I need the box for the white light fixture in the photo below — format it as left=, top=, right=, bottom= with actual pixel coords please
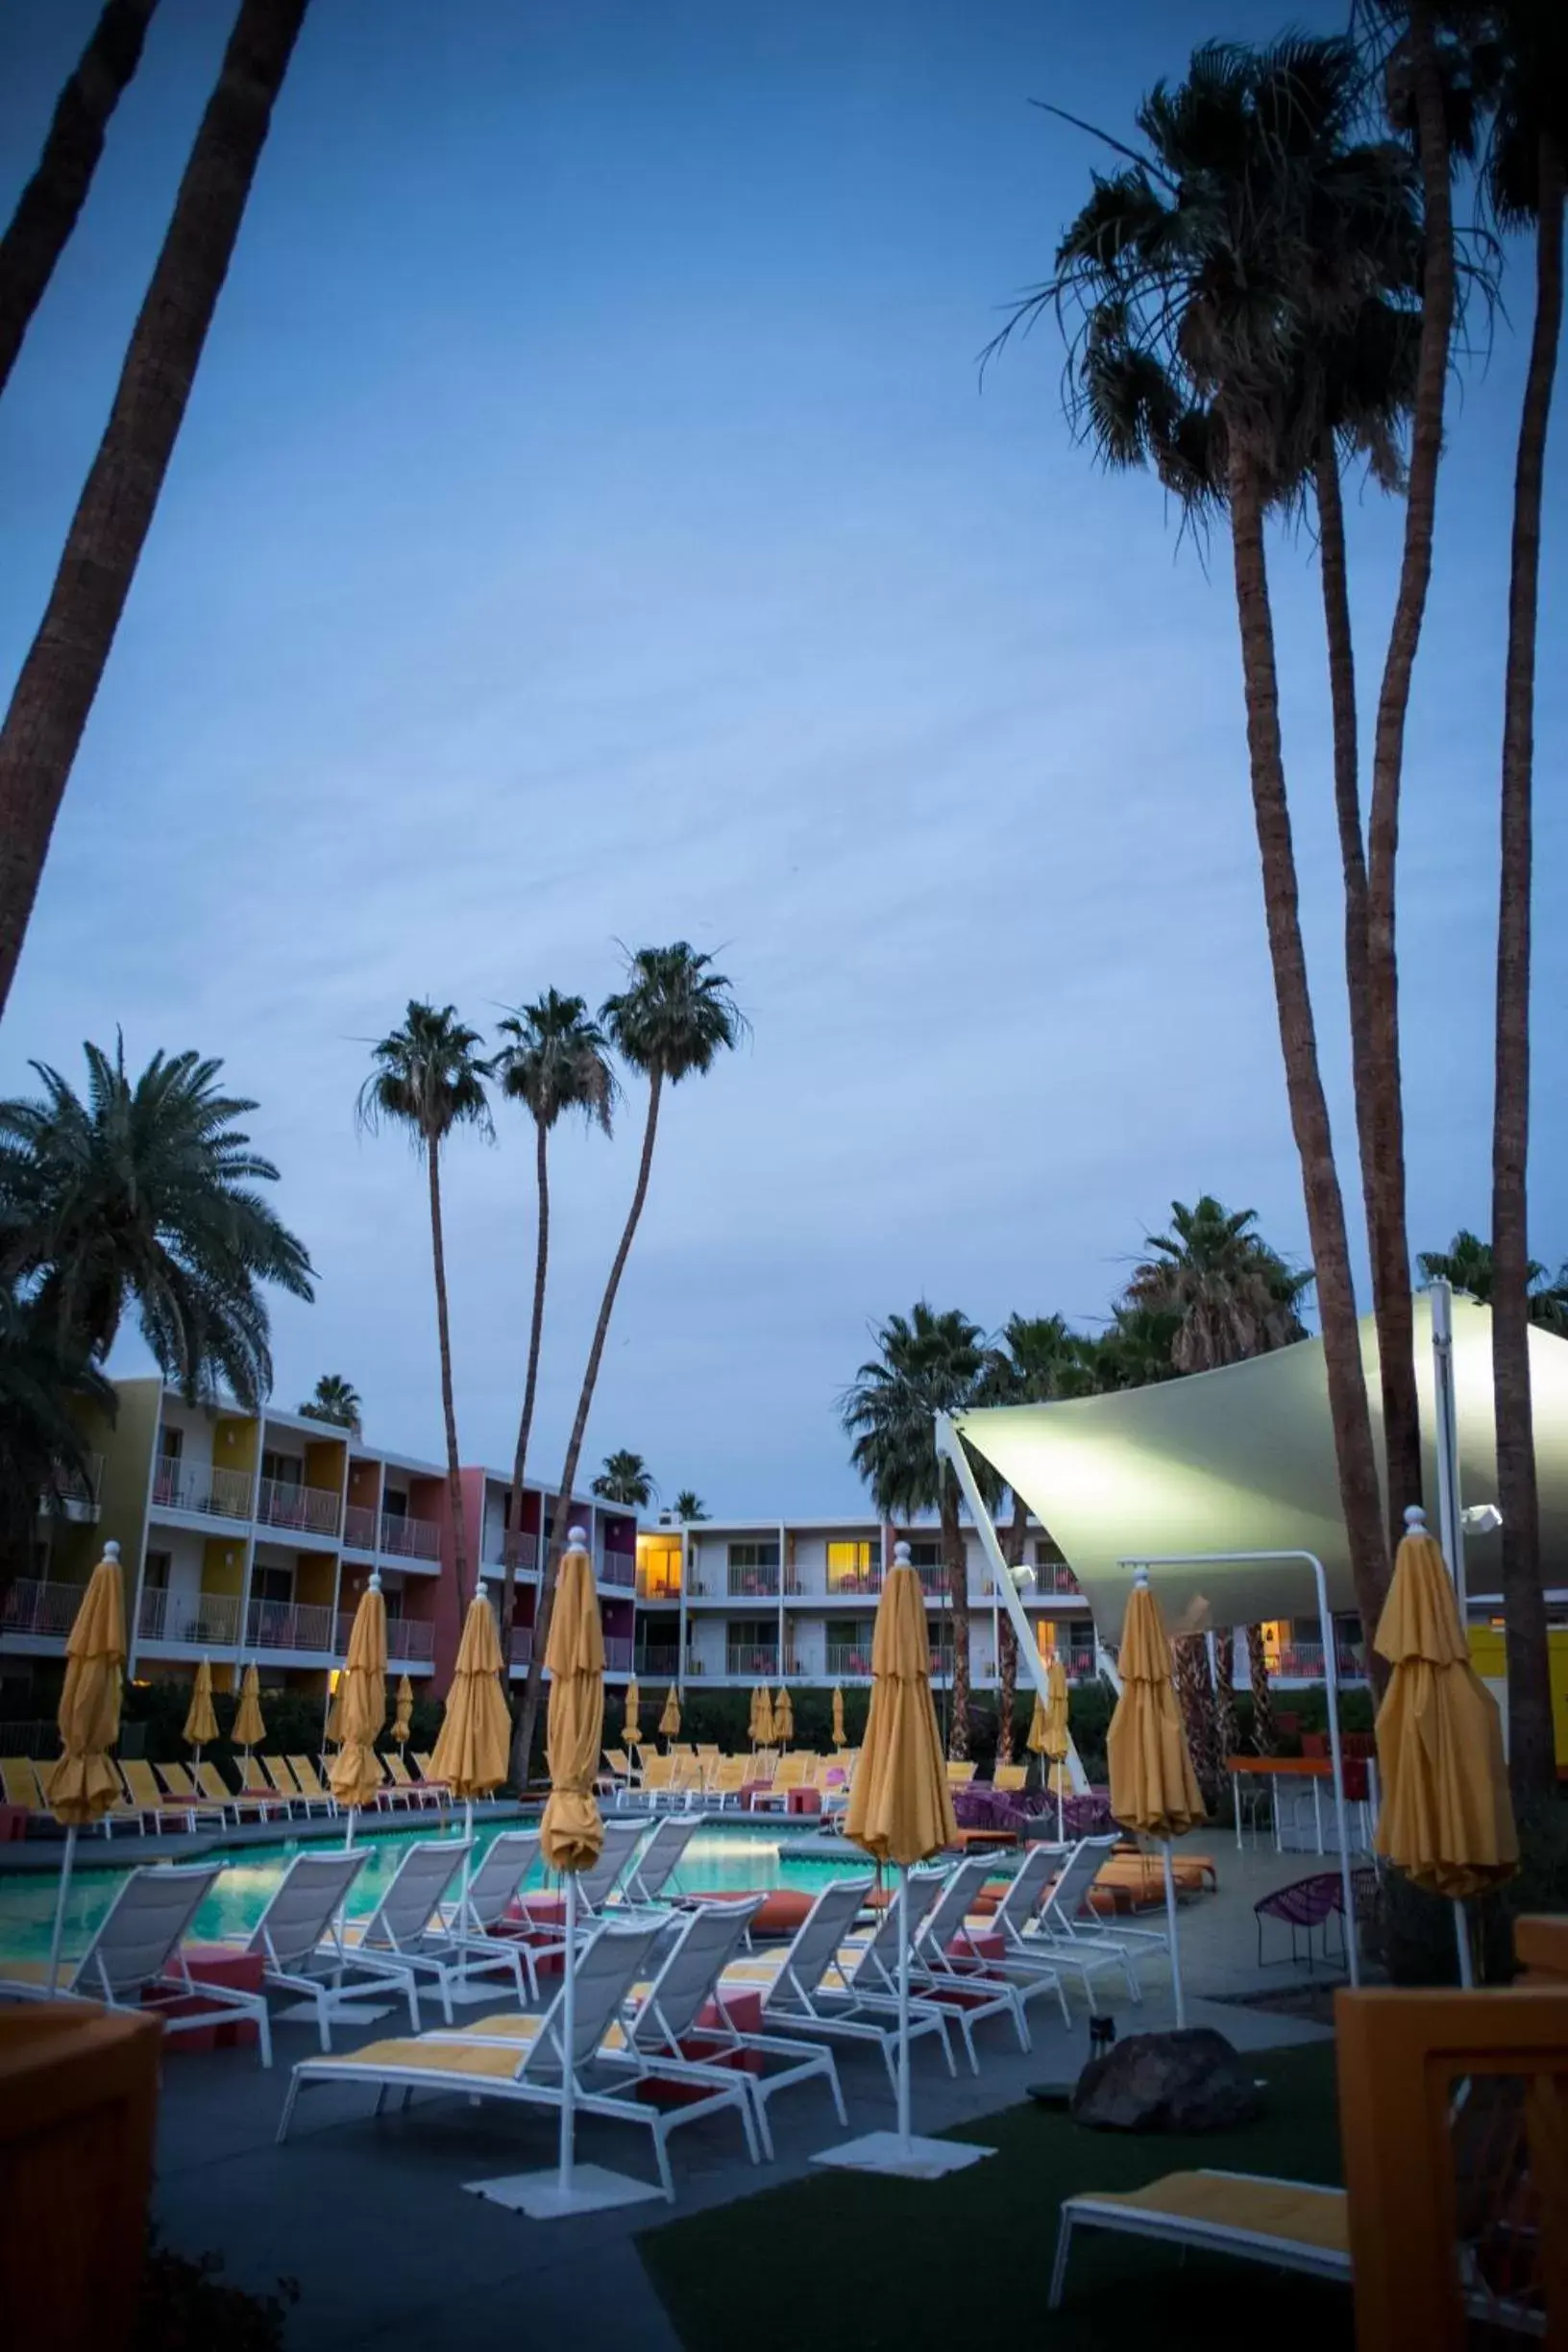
left=1460, top=1503, right=1503, bottom=1536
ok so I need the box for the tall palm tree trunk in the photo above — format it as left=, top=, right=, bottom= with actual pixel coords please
left=1315, top=444, right=1381, bottom=1257
left=514, top=1071, right=665, bottom=1783
left=1362, top=0, right=1456, bottom=1547
left=1173, top=1634, right=1221, bottom=1807
left=996, top=1499, right=1027, bottom=1763
left=502, top=1114, right=550, bottom=1774
left=0, top=0, right=159, bottom=399
left=1492, top=137, right=1564, bottom=1802
left=1212, top=1630, right=1238, bottom=1770
left=1246, top=1624, right=1277, bottom=1755
left=426, top=1142, right=470, bottom=1611
left=1228, top=453, right=1391, bottom=1651
left=940, top=1472, right=969, bottom=1760
left=0, top=0, right=309, bottom=1017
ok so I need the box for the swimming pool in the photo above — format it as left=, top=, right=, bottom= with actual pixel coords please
left=0, top=1819, right=874, bottom=1965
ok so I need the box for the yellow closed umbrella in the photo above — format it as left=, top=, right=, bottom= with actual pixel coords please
left=829, top=1541, right=968, bottom=2175
left=1107, top=1570, right=1205, bottom=2025
left=773, top=1686, right=794, bottom=1747
left=1374, top=1506, right=1517, bottom=1984
left=233, top=1664, right=265, bottom=1753
left=1038, top=1655, right=1072, bottom=1839
left=659, top=1685, right=681, bottom=1744
left=325, top=1675, right=345, bottom=1747
left=183, top=1656, right=218, bottom=1760
left=750, top=1685, right=774, bottom=1749
left=830, top=1686, right=846, bottom=1748
left=391, top=1674, right=414, bottom=1748
left=329, top=1574, right=387, bottom=1834
left=430, top=1591, right=510, bottom=1886
left=623, top=1679, right=641, bottom=1750
left=44, top=1541, right=127, bottom=1992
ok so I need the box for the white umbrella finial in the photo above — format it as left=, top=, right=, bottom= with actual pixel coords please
left=569, top=1525, right=587, bottom=1549
left=104, top=1539, right=120, bottom=1561
left=1404, top=1504, right=1427, bottom=1532
left=893, top=1540, right=912, bottom=1566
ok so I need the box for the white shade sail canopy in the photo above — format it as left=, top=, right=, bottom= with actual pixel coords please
left=952, top=1295, right=1568, bottom=1640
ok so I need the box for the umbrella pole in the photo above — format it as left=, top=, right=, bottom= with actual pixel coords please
left=344, top=1804, right=355, bottom=1852
left=1454, top=1900, right=1474, bottom=1990
left=1163, top=1843, right=1185, bottom=2029
left=896, top=1863, right=912, bottom=2150
left=46, top=1825, right=77, bottom=1997
left=464, top=1796, right=475, bottom=1927
left=1057, top=1778, right=1064, bottom=1845
left=558, top=1871, right=577, bottom=2197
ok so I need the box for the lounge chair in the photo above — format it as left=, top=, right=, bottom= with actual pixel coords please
left=442, top=1830, right=551, bottom=1999
left=195, top=1758, right=290, bottom=1825
left=229, top=1846, right=377, bottom=2049
left=279, top=1917, right=760, bottom=2200
left=596, top=1747, right=635, bottom=1804
left=621, top=1815, right=698, bottom=1908
left=410, top=1752, right=451, bottom=1800
left=286, top=1755, right=339, bottom=1815
left=1027, top=1836, right=1154, bottom=2000
left=153, top=1760, right=230, bottom=1829
left=1049, top=2169, right=1351, bottom=2309
left=372, top=1754, right=422, bottom=1814
left=908, top=1855, right=1045, bottom=2062
left=945, top=1760, right=977, bottom=1788
left=992, top=1764, right=1028, bottom=1793
left=718, top=1875, right=956, bottom=2097
left=0, top=1861, right=272, bottom=2065
left=335, top=1836, right=479, bottom=2026
left=384, top=1752, right=441, bottom=1810
left=119, top=1757, right=199, bottom=1833
left=540, top=1817, right=647, bottom=1920
left=259, top=1755, right=313, bottom=1816
left=950, top=1846, right=1072, bottom=2027
left=638, top=1754, right=676, bottom=1807
left=709, top=1757, right=749, bottom=1810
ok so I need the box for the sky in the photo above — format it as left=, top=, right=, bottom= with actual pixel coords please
left=0, top=0, right=1563, bottom=1517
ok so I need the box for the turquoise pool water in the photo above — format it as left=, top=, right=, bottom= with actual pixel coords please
left=0, top=1819, right=871, bottom=1964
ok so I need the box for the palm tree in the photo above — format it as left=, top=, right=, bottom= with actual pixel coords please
left=0, top=1037, right=312, bottom=1405
left=1061, top=1308, right=1182, bottom=1395
left=672, top=1489, right=709, bottom=1522
left=592, top=1451, right=655, bottom=1510
left=299, top=1373, right=361, bottom=1428
left=983, top=1314, right=1078, bottom=1760
left=1418, top=1228, right=1568, bottom=1328
left=491, top=991, right=616, bottom=1688
left=357, top=1004, right=491, bottom=1612
left=0, top=1289, right=116, bottom=1605
left=1246, top=1624, right=1279, bottom=1753
left=0, top=0, right=311, bottom=1018
left=1124, top=1195, right=1312, bottom=1372
left=843, top=1304, right=992, bottom=1760
left=512, top=944, right=745, bottom=1781
left=0, top=0, right=159, bottom=399
left=994, top=36, right=1394, bottom=1645
left=1478, top=0, right=1567, bottom=1801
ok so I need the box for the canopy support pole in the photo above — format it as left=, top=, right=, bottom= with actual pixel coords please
left=936, top=1417, right=1088, bottom=1793
left=1430, top=1279, right=1468, bottom=1613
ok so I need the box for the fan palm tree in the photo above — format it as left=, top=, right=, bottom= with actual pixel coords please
left=843, top=1304, right=992, bottom=1759
left=0, top=1037, right=312, bottom=1406
left=513, top=943, right=745, bottom=1781
left=983, top=1314, right=1078, bottom=1759
left=1124, top=1196, right=1312, bottom=1372
left=1475, top=0, right=1568, bottom=1801
left=1061, top=1308, right=1183, bottom=1395
left=0, top=1289, right=116, bottom=1604
left=299, top=1373, right=361, bottom=1428
left=673, top=1489, right=709, bottom=1522
left=592, top=1451, right=655, bottom=1509
left=0, top=0, right=159, bottom=399
left=993, top=35, right=1394, bottom=1645
left=1419, top=1230, right=1568, bottom=1330
left=357, top=1003, right=491, bottom=1611
left=0, top=0, right=311, bottom=1017
left=491, top=990, right=616, bottom=1677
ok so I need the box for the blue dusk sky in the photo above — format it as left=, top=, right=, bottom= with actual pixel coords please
left=0, top=0, right=1563, bottom=1514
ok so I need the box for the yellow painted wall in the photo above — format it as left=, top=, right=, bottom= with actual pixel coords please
left=305, top=1436, right=346, bottom=1494
left=347, top=1457, right=382, bottom=1509
left=201, top=1534, right=245, bottom=1596
left=213, top=1412, right=258, bottom=1477
left=294, top=1552, right=337, bottom=1607
left=72, top=1374, right=161, bottom=1589
left=1467, top=1627, right=1568, bottom=1765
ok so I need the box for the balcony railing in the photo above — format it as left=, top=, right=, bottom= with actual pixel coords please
left=725, top=1643, right=779, bottom=1677
left=600, top=1548, right=636, bottom=1590
left=136, top=1586, right=241, bottom=1647
left=603, top=1635, right=634, bottom=1673
left=634, top=1644, right=680, bottom=1677
left=152, top=1458, right=254, bottom=1521
left=342, top=1502, right=378, bottom=1551
left=929, top=1647, right=955, bottom=1679
left=823, top=1568, right=884, bottom=1598
left=824, top=1644, right=871, bottom=1679
left=246, top=1597, right=334, bottom=1654
left=508, top=1626, right=533, bottom=1665
left=256, top=1476, right=341, bottom=1539
left=725, top=1567, right=780, bottom=1599
left=635, top=1571, right=682, bottom=1602
left=379, top=1511, right=441, bottom=1561
left=2, top=1577, right=86, bottom=1639
left=1271, top=1642, right=1368, bottom=1682
left=501, top=1531, right=538, bottom=1572
left=1034, top=1562, right=1084, bottom=1597
left=333, top=1610, right=433, bottom=1663
left=37, top=1452, right=104, bottom=1519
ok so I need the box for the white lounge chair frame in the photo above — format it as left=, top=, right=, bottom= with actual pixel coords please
left=235, top=1846, right=378, bottom=2049
left=1049, top=2169, right=1351, bottom=2309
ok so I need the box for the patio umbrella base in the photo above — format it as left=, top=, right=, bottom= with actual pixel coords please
left=464, top=2165, right=665, bottom=2218
left=811, top=2130, right=994, bottom=2180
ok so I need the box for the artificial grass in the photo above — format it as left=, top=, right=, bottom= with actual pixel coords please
left=639, top=2043, right=1352, bottom=2352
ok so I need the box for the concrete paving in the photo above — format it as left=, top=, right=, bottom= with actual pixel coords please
left=148, top=1835, right=1353, bottom=2349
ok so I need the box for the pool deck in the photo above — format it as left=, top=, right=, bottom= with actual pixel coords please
left=144, top=1844, right=1346, bottom=2349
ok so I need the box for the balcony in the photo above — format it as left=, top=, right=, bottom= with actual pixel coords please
left=1271, top=1642, right=1367, bottom=1683
left=508, top=1627, right=533, bottom=1666
left=246, top=1597, right=334, bottom=1654
left=599, top=1547, right=636, bottom=1591
left=725, top=1566, right=779, bottom=1600
left=725, top=1643, right=780, bottom=1678
left=136, top=1586, right=241, bottom=1647
left=379, top=1511, right=442, bottom=1562
left=37, top=1452, right=104, bottom=1522
left=634, top=1644, right=680, bottom=1678
left=929, top=1647, right=955, bottom=1680
left=152, top=1458, right=254, bottom=1522
left=823, top=1568, right=883, bottom=1599
left=1034, top=1562, right=1084, bottom=1598
left=2, top=1578, right=86, bottom=1640
left=500, top=1531, right=538, bottom=1573
left=635, top=1571, right=682, bottom=1603
left=343, top=1503, right=379, bottom=1552
left=335, top=1610, right=433, bottom=1664
left=256, top=1476, right=341, bottom=1540
left=824, top=1643, right=871, bottom=1680
left=603, top=1635, right=634, bottom=1674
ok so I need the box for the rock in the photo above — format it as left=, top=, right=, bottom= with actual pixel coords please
left=1069, top=2027, right=1263, bottom=2133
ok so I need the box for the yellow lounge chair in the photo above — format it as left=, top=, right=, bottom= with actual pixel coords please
left=384, top=1752, right=440, bottom=1809
left=196, top=1759, right=288, bottom=1822
left=992, top=1764, right=1028, bottom=1793
left=119, top=1757, right=198, bottom=1832
left=2, top=1757, right=49, bottom=1816
left=287, top=1755, right=339, bottom=1812
left=155, top=1760, right=229, bottom=1826
left=260, top=1754, right=309, bottom=1813
left=945, top=1761, right=977, bottom=1787
left=238, top=1754, right=276, bottom=1799
left=1049, top=2170, right=1350, bottom=2308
